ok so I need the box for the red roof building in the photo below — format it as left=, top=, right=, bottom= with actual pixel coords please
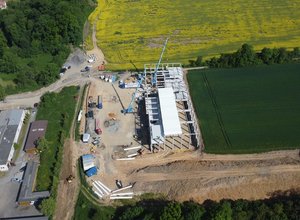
left=24, top=120, right=48, bottom=153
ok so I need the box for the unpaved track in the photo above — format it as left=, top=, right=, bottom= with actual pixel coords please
left=131, top=165, right=300, bottom=182
left=107, top=149, right=300, bottom=203
left=54, top=20, right=107, bottom=220
left=53, top=86, right=84, bottom=220
left=86, top=18, right=106, bottom=65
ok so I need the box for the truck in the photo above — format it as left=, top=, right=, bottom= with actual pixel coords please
left=95, top=119, right=102, bottom=135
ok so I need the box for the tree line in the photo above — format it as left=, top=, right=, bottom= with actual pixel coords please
left=188, top=44, right=300, bottom=68
left=114, top=192, right=300, bottom=220
left=0, top=0, right=93, bottom=99
left=76, top=191, right=300, bottom=220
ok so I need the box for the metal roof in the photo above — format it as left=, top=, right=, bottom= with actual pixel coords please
left=7, top=216, right=48, bottom=220
left=24, top=120, right=48, bottom=151
left=82, top=133, right=90, bottom=142
left=18, top=160, right=50, bottom=202
left=0, top=109, right=24, bottom=165
left=158, top=88, right=182, bottom=136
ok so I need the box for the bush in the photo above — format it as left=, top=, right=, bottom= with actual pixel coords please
left=40, top=197, right=56, bottom=217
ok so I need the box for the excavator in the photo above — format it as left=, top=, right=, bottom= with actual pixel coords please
left=66, top=175, right=75, bottom=183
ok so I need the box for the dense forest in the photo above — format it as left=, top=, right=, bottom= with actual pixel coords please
left=75, top=191, right=300, bottom=220
left=0, top=0, right=93, bottom=99
left=189, top=44, right=300, bottom=68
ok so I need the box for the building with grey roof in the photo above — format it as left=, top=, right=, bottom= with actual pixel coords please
left=24, top=120, right=48, bottom=153
left=0, top=109, right=25, bottom=171
left=5, top=216, right=48, bottom=220
left=17, top=160, right=50, bottom=205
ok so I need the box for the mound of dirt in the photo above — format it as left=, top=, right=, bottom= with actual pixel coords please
left=136, top=157, right=300, bottom=174
left=64, top=48, right=86, bottom=67
left=130, top=153, right=300, bottom=203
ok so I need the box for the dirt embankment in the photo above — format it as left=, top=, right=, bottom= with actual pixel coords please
left=128, top=150, right=300, bottom=203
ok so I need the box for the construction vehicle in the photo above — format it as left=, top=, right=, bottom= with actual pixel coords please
left=90, top=146, right=96, bottom=153
left=66, top=175, right=75, bottom=183
left=95, top=119, right=102, bottom=134
left=116, top=180, right=123, bottom=189
left=122, top=38, right=169, bottom=114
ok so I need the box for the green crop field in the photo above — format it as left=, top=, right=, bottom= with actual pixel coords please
left=188, top=63, right=300, bottom=153
left=88, top=0, right=300, bottom=69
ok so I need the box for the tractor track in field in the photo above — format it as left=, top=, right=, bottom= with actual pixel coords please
left=202, top=72, right=232, bottom=147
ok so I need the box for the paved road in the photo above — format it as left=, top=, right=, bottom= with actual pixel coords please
left=1, top=72, right=86, bottom=110
left=0, top=51, right=105, bottom=111
left=0, top=111, right=42, bottom=218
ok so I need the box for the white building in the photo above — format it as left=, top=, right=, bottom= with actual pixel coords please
left=0, top=109, right=25, bottom=171
left=0, top=0, right=7, bottom=10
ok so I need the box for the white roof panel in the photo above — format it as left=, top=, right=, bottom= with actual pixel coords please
left=83, top=161, right=95, bottom=171
left=158, top=88, right=182, bottom=136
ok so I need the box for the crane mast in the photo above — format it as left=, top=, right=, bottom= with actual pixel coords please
left=122, top=38, right=169, bottom=114
left=152, top=38, right=169, bottom=87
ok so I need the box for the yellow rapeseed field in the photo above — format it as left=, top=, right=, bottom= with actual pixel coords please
left=88, top=0, right=300, bottom=69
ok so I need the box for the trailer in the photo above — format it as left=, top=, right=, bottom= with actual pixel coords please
left=97, top=95, right=103, bottom=109
left=77, top=110, right=83, bottom=122
left=119, top=81, right=140, bottom=89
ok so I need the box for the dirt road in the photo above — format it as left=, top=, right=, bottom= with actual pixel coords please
left=86, top=23, right=106, bottom=65
left=100, top=149, right=300, bottom=203
left=53, top=86, right=85, bottom=220
left=53, top=21, right=107, bottom=220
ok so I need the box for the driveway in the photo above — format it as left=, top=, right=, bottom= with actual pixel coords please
left=0, top=111, right=42, bottom=218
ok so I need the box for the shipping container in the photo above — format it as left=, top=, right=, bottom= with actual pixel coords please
left=85, top=166, right=97, bottom=177
left=97, top=95, right=103, bottom=109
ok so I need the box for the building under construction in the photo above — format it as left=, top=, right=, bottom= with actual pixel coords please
left=139, top=63, right=201, bottom=152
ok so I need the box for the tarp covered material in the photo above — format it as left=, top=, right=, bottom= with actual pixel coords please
left=85, top=166, right=97, bottom=177
left=158, top=88, right=182, bottom=136
left=82, top=154, right=95, bottom=171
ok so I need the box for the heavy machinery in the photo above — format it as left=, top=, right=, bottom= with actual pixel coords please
left=121, top=38, right=169, bottom=114
left=152, top=38, right=169, bottom=87
left=66, top=175, right=75, bottom=183
left=121, top=77, right=143, bottom=114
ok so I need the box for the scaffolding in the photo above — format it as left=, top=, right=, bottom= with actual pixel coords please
left=143, top=63, right=202, bottom=152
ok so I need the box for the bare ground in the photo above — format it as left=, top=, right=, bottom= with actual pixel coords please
left=128, top=150, right=300, bottom=203
left=76, top=79, right=300, bottom=207
left=53, top=86, right=84, bottom=220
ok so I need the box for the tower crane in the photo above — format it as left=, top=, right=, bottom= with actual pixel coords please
left=152, top=37, right=169, bottom=87
left=122, top=38, right=169, bottom=114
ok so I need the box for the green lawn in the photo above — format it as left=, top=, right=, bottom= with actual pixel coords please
left=35, top=86, right=79, bottom=191
left=188, top=63, right=300, bottom=153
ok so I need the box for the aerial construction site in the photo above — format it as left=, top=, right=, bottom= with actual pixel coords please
left=74, top=41, right=300, bottom=205
left=77, top=39, right=204, bottom=201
